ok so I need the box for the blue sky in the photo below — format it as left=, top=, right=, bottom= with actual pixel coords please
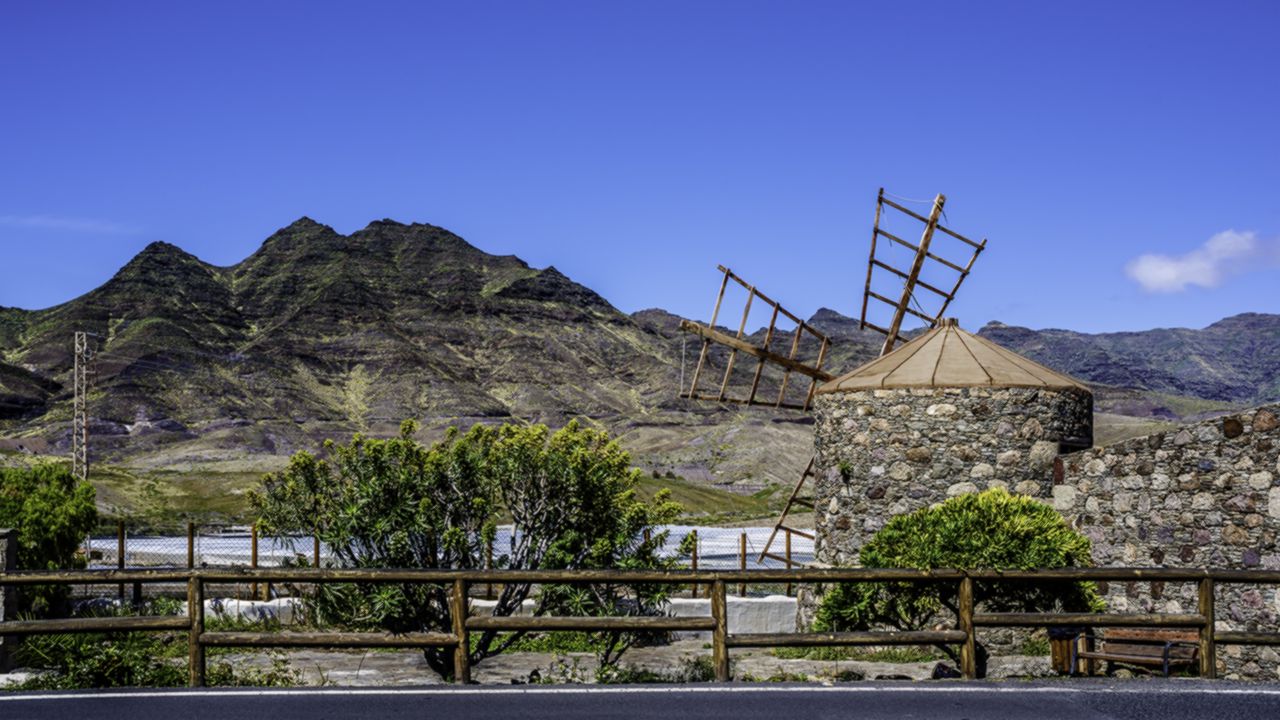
left=1, top=1, right=1277, bottom=333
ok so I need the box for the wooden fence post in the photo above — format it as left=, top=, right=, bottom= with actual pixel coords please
left=1199, top=577, right=1216, bottom=679
left=485, top=539, right=494, bottom=600
left=250, top=524, right=259, bottom=601
left=313, top=534, right=321, bottom=568
left=784, top=529, right=793, bottom=597
left=116, top=520, right=125, bottom=601
left=186, top=522, right=195, bottom=570
left=738, top=532, right=747, bottom=597
left=690, top=529, right=699, bottom=598
left=452, top=579, right=471, bottom=684
left=188, top=575, right=205, bottom=687
left=959, top=575, right=976, bottom=679
left=711, top=579, right=729, bottom=682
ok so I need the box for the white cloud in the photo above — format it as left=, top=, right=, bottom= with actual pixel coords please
left=1125, top=230, right=1273, bottom=293
left=0, top=214, right=140, bottom=235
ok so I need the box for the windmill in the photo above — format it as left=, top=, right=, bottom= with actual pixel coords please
left=679, top=188, right=987, bottom=565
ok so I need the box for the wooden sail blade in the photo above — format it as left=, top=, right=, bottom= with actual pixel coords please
left=680, top=266, right=832, bottom=410
left=860, top=189, right=988, bottom=357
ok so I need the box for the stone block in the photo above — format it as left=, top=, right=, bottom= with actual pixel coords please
left=1250, top=471, right=1274, bottom=491
left=1014, top=480, right=1041, bottom=496
left=1254, top=409, right=1278, bottom=432
left=925, top=403, right=956, bottom=417
left=1052, top=485, right=1078, bottom=511
left=1269, top=487, right=1280, bottom=519
left=1028, top=441, right=1058, bottom=470
left=969, top=463, right=994, bottom=479
left=947, top=481, right=979, bottom=497
left=996, top=450, right=1020, bottom=466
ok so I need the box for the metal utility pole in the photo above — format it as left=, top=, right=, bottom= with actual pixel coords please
left=72, top=331, right=90, bottom=481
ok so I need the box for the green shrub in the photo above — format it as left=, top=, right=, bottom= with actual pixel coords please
left=9, top=599, right=300, bottom=690
left=0, top=464, right=97, bottom=614
left=814, top=488, right=1102, bottom=675
left=252, top=420, right=684, bottom=680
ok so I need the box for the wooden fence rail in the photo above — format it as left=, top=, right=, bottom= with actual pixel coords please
left=3, top=567, right=1280, bottom=685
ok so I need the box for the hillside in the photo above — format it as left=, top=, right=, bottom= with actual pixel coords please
left=1, top=218, right=1276, bottom=520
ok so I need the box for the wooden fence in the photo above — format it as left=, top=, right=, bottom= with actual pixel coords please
left=3, top=567, right=1280, bottom=685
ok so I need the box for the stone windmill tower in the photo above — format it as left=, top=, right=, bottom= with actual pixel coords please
left=680, top=190, right=1094, bottom=566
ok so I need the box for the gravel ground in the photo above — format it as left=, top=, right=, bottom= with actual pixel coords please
left=205, top=640, right=1054, bottom=687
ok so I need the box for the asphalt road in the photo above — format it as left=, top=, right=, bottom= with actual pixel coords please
left=4, top=681, right=1279, bottom=720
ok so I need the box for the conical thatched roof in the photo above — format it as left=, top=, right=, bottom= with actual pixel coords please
left=816, top=319, right=1090, bottom=394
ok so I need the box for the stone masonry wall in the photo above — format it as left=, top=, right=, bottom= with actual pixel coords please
left=0, top=528, right=15, bottom=671
left=812, top=386, right=1093, bottom=567
left=1055, top=404, right=1280, bottom=679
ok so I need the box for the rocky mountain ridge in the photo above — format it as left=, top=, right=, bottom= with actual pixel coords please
left=1, top=218, right=1276, bottom=492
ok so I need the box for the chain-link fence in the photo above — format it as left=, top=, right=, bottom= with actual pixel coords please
left=77, top=523, right=815, bottom=599
left=84, top=522, right=331, bottom=570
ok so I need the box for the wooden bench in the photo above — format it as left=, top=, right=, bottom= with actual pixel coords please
left=1070, top=628, right=1199, bottom=677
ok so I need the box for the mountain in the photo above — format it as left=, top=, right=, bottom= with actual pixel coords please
left=1, top=218, right=1276, bottom=509
left=979, top=315, right=1280, bottom=416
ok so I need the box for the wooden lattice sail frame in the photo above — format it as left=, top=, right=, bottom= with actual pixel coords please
left=861, top=188, right=987, bottom=355
left=679, top=266, right=833, bottom=412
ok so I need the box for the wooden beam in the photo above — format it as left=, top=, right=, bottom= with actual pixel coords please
left=866, top=290, right=936, bottom=323
left=0, top=615, right=189, bottom=635
left=717, top=284, right=756, bottom=400
left=881, top=193, right=944, bottom=355
left=727, top=630, right=966, bottom=648
left=880, top=196, right=981, bottom=248
left=860, top=188, right=884, bottom=329
left=466, top=616, right=716, bottom=632
left=686, top=268, right=731, bottom=398
left=679, top=320, right=834, bottom=381
left=933, top=237, right=986, bottom=321
left=972, top=613, right=1206, bottom=628
left=747, top=303, right=780, bottom=405
left=871, top=259, right=951, bottom=299
left=201, top=631, right=459, bottom=648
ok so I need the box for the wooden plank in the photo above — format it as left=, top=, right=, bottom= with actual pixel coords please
left=717, top=266, right=805, bottom=327
left=757, top=459, right=814, bottom=564
left=716, top=281, right=756, bottom=400
left=684, top=391, right=812, bottom=411
left=858, top=319, right=909, bottom=346
left=0, top=615, right=190, bottom=635
left=466, top=616, right=716, bottom=632
left=933, top=238, right=986, bottom=320
left=803, top=337, right=830, bottom=410
left=882, top=194, right=945, bottom=355
left=775, top=323, right=805, bottom=407
left=687, top=268, right=730, bottom=397
left=746, top=302, right=780, bottom=405
left=973, top=613, right=1206, bottom=628
left=201, top=631, right=459, bottom=648
left=935, top=222, right=984, bottom=249
left=860, top=188, right=884, bottom=328
left=1216, top=631, right=1280, bottom=645
left=870, top=259, right=951, bottom=298
left=726, top=630, right=966, bottom=648
left=0, top=568, right=193, bottom=585
left=866, top=290, right=936, bottom=323
left=679, top=320, right=834, bottom=381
